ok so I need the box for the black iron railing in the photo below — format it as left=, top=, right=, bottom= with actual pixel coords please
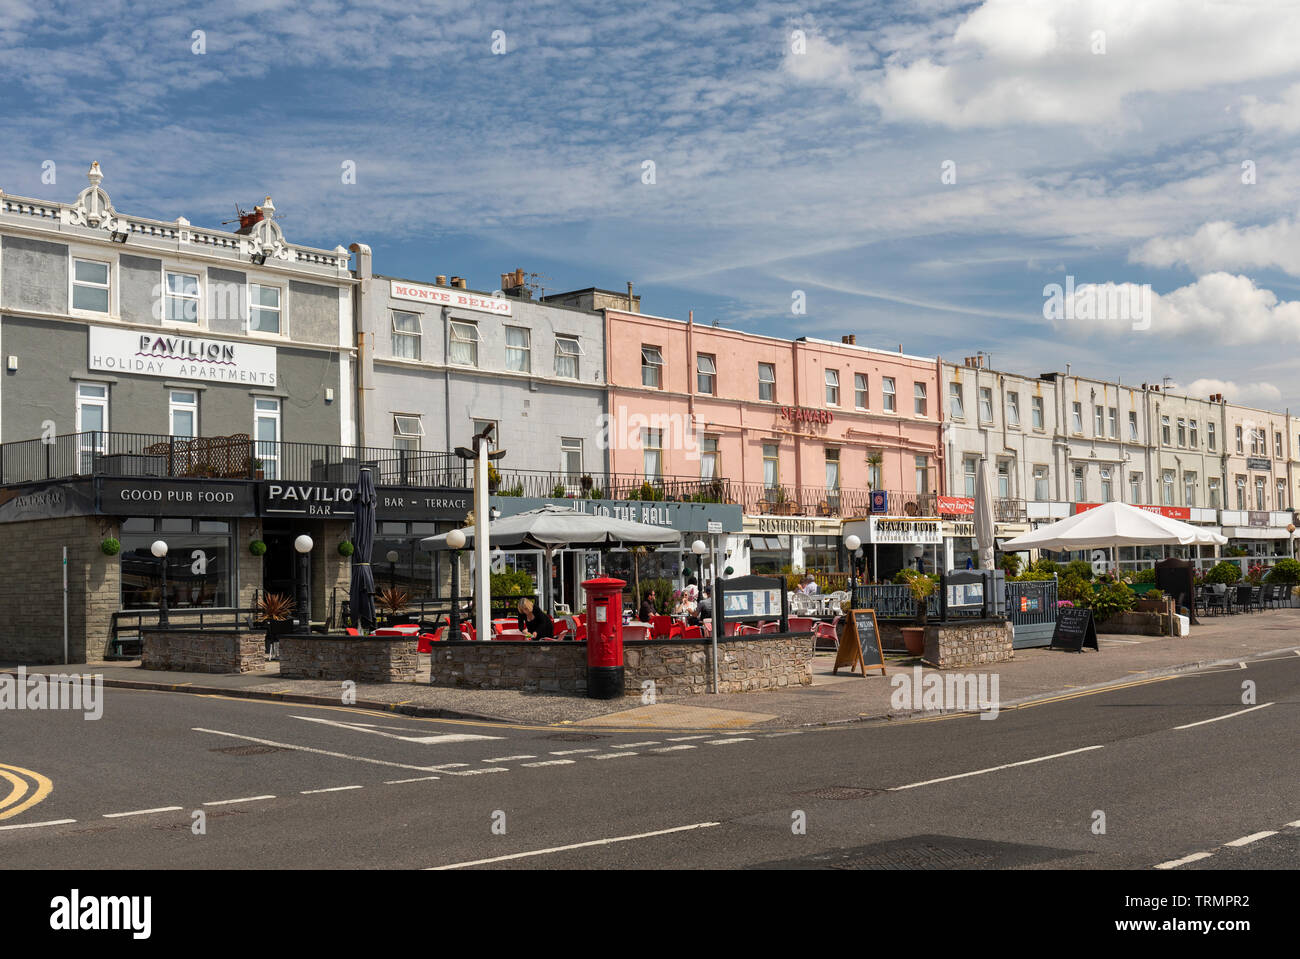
left=0, top=431, right=468, bottom=488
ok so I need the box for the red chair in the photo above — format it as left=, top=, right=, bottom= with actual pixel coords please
left=788, top=616, right=815, bottom=634
left=814, top=617, right=840, bottom=650
left=345, top=627, right=360, bottom=636
left=683, top=625, right=703, bottom=639
left=759, top=621, right=779, bottom=633
left=459, top=623, right=477, bottom=641
left=552, top=624, right=570, bottom=642
left=651, top=615, right=683, bottom=640
left=416, top=627, right=445, bottom=653
left=492, top=621, right=505, bottom=638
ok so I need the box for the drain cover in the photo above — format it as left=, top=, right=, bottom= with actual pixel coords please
left=210, top=744, right=285, bottom=756
left=753, top=835, right=1083, bottom=870
left=541, top=732, right=606, bottom=742
left=796, top=787, right=884, bottom=800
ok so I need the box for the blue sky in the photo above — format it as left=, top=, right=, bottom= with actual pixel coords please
left=4, top=0, right=1300, bottom=408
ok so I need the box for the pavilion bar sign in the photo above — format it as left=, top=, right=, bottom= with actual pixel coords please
left=260, top=482, right=355, bottom=518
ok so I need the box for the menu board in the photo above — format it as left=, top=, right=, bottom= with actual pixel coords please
left=833, top=608, right=886, bottom=676
left=723, top=588, right=782, bottom=619
left=1050, top=606, right=1098, bottom=652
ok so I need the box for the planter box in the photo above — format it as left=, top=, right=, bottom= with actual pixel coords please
left=280, top=634, right=419, bottom=682
left=1102, top=611, right=1168, bottom=636
left=921, top=619, right=1013, bottom=669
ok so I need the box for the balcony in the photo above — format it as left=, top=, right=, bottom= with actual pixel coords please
left=0, top=432, right=468, bottom=488
left=490, top=471, right=732, bottom=503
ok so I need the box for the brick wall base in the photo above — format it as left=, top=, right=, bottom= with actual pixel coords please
left=280, top=635, right=418, bottom=682
left=142, top=630, right=267, bottom=673
left=922, top=620, right=1014, bottom=669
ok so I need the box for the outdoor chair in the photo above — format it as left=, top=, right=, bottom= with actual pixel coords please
left=1235, top=585, right=1255, bottom=613
left=650, top=615, right=682, bottom=640
left=1198, top=588, right=1223, bottom=616
left=814, top=617, right=840, bottom=651
left=682, top=625, right=703, bottom=639
left=1249, top=586, right=1265, bottom=612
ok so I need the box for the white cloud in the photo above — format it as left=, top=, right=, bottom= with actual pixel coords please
left=1052, top=272, right=1300, bottom=342
left=1184, top=378, right=1283, bottom=409
left=1132, top=214, right=1300, bottom=276
left=782, top=27, right=858, bottom=89
left=1241, top=82, right=1300, bottom=133
left=866, top=0, right=1300, bottom=128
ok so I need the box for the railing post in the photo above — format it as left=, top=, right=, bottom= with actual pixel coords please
left=248, top=439, right=255, bottom=479
left=168, top=435, right=176, bottom=478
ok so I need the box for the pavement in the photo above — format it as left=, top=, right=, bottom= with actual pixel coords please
left=6, top=607, right=1300, bottom=730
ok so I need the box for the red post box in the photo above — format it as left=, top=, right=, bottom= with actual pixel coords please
left=582, top=576, right=626, bottom=699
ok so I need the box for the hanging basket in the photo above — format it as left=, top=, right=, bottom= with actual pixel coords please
left=249, top=539, right=268, bottom=556
left=338, top=540, right=355, bottom=557
left=100, top=537, right=121, bottom=556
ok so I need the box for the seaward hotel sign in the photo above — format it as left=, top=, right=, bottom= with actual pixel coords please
left=89, top=326, right=276, bottom=385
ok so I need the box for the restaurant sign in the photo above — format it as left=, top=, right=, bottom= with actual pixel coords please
left=492, top=497, right=741, bottom=535
left=937, top=495, right=975, bottom=515
left=99, top=478, right=256, bottom=517
left=747, top=516, right=842, bottom=536
left=260, top=482, right=355, bottom=518
left=377, top=487, right=472, bottom=521
left=89, top=326, right=277, bottom=385
left=1076, top=503, right=1190, bottom=521
left=390, top=279, right=512, bottom=316
left=1247, top=457, right=1271, bottom=472
left=864, top=517, right=943, bottom=545
left=0, top=481, right=96, bottom=523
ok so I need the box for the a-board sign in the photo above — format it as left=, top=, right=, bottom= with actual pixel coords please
left=1050, top=606, right=1098, bottom=652
left=833, top=608, right=886, bottom=676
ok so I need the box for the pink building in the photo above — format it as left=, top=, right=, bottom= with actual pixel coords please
left=603, top=310, right=944, bottom=517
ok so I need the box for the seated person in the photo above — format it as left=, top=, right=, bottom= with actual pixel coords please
left=697, top=588, right=713, bottom=622
left=516, top=598, right=554, bottom=640
left=638, top=590, right=656, bottom=623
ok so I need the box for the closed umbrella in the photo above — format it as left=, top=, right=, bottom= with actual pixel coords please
left=974, top=458, right=996, bottom=571
left=350, top=465, right=377, bottom=632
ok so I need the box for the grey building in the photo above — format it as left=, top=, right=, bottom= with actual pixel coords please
left=0, top=163, right=355, bottom=454
left=352, top=251, right=609, bottom=488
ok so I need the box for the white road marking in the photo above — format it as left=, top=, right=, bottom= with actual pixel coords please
left=522, top=760, right=575, bottom=767
left=706, top=738, right=753, bottom=745
left=652, top=745, right=696, bottom=753
left=666, top=735, right=709, bottom=741
left=444, top=768, right=509, bottom=776
left=300, top=785, right=364, bottom=795
left=427, top=821, right=722, bottom=869
left=1173, top=703, right=1274, bottom=730
left=194, top=728, right=441, bottom=772
left=428, top=763, right=469, bottom=770
left=1225, top=831, right=1277, bottom=847
left=202, top=795, right=276, bottom=807
left=291, top=715, right=501, bottom=744
left=384, top=776, right=441, bottom=784
left=1286, top=820, right=1300, bottom=828
left=484, top=755, right=536, bottom=763
left=549, top=748, right=599, bottom=755
left=0, top=819, right=77, bottom=831
left=1155, top=851, right=1214, bottom=870
left=615, top=741, right=660, bottom=748
left=1100, top=639, right=1141, bottom=644
left=763, top=731, right=801, bottom=738
left=891, top=745, right=1105, bottom=791
left=102, top=807, right=183, bottom=818
left=591, top=752, right=638, bottom=760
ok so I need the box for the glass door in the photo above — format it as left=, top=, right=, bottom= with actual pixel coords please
left=255, top=398, right=280, bottom=479
left=75, top=383, right=109, bottom=474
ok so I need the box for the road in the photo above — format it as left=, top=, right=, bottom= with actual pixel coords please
left=2, top=653, right=1297, bottom=870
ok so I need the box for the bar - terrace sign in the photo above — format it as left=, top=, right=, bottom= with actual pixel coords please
left=390, top=280, right=513, bottom=316
left=89, top=326, right=276, bottom=385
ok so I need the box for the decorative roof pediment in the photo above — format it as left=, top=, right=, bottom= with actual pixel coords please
left=68, top=161, right=119, bottom=230
left=246, top=195, right=291, bottom=261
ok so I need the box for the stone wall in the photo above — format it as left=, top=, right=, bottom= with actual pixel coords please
left=922, top=620, right=1014, bottom=669
left=142, top=629, right=267, bottom=673
left=430, top=642, right=588, bottom=693
left=0, top=515, right=119, bottom=664
left=280, top=634, right=418, bottom=682
left=428, top=634, right=815, bottom=697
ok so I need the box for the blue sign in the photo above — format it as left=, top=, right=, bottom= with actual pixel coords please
left=869, top=489, right=888, bottom=514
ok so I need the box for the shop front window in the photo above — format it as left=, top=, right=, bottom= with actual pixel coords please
left=119, top=518, right=231, bottom=610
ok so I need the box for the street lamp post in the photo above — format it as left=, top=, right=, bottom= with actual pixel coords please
left=446, top=528, right=466, bottom=638
left=844, top=534, right=861, bottom=599
left=691, top=538, right=707, bottom=587
left=151, top=540, right=169, bottom=627
left=294, top=534, right=314, bottom=630
left=386, top=549, right=399, bottom=593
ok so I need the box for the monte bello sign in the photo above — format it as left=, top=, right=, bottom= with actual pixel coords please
left=89, top=326, right=276, bottom=385
left=390, top=279, right=513, bottom=316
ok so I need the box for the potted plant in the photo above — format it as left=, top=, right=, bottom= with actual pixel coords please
left=487, top=463, right=502, bottom=493
left=257, top=592, right=297, bottom=648
left=252, top=458, right=265, bottom=480
left=376, top=586, right=411, bottom=626
left=552, top=481, right=568, bottom=499
left=899, top=569, right=936, bottom=656
left=580, top=474, right=594, bottom=497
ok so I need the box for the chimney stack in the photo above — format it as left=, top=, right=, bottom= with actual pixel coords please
left=435, top=275, right=447, bottom=286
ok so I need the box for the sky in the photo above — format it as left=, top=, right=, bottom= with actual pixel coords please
left=4, top=0, right=1300, bottom=410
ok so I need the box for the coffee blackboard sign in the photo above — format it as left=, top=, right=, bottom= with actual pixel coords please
left=1050, top=606, right=1098, bottom=652
left=833, top=608, right=886, bottom=676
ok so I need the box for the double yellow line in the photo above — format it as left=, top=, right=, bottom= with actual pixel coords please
left=0, top=763, right=52, bottom=821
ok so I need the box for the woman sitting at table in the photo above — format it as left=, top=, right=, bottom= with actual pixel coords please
left=516, top=598, right=554, bottom=640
